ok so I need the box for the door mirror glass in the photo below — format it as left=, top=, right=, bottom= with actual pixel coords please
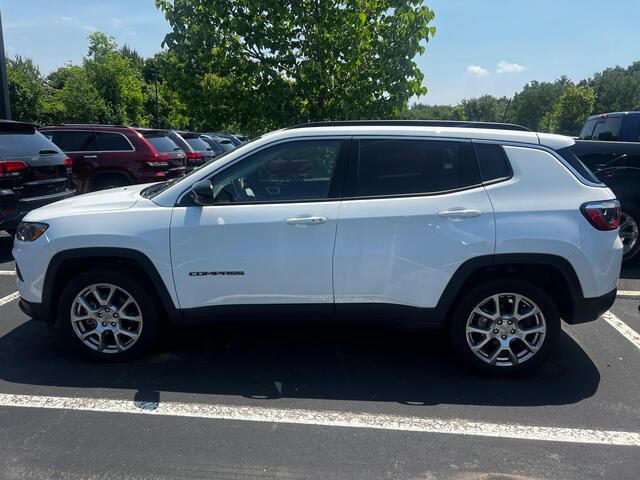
left=191, top=179, right=215, bottom=205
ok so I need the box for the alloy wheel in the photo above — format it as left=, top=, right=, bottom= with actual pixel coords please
left=465, top=293, right=546, bottom=367
left=619, top=212, right=639, bottom=257
left=70, top=283, right=143, bottom=353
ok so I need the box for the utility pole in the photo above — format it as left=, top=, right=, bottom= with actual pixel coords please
left=154, top=61, right=159, bottom=128
left=0, top=9, right=12, bottom=120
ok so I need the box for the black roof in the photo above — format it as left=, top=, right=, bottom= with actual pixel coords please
left=0, top=120, right=38, bottom=132
left=286, top=120, right=531, bottom=132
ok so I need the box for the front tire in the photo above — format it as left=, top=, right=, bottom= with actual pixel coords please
left=450, top=279, right=560, bottom=375
left=58, top=269, right=160, bottom=361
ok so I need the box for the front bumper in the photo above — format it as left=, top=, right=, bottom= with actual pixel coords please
left=18, top=297, right=51, bottom=323
left=565, top=288, right=617, bottom=324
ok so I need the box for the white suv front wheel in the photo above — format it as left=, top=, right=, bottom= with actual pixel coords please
left=450, top=279, right=560, bottom=375
left=58, top=269, right=160, bottom=361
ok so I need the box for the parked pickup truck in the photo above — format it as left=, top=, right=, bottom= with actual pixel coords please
left=572, top=112, right=640, bottom=262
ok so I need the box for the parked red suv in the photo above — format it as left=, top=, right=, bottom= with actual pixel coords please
left=39, top=125, right=187, bottom=193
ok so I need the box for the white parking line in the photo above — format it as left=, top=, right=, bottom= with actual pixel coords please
left=603, top=311, right=640, bottom=352
left=0, top=292, right=19, bottom=307
left=0, top=270, right=16, bottom=276
left=0, top=393, right=639, bottom=447
left=617, top=290, right=640, bottom=299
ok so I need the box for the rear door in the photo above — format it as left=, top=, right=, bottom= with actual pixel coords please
left=333, top=137, right=495, bottom=318
left=43, top=130, right=98, bottom=192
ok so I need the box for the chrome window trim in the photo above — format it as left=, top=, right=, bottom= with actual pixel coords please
left=175, top=135, right=351, bottom=205
left=42, top=129, right=136, bottom=153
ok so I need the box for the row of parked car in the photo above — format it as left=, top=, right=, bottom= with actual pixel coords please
left=0, top=121, right=245, bottom=234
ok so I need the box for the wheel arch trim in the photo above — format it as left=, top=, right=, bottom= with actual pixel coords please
left=42, top=247, right=181, bottom=324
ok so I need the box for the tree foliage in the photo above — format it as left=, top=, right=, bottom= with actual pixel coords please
left=551, top=84, right=596, bottom=135
left=6, top=56, right=46, bottom=123
left=156, top=0, right=436, bottom=133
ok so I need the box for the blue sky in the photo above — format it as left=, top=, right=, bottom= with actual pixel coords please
left=2, top=0, right=639, bottom=105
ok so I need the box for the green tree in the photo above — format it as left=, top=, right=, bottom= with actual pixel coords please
left=585, top=65, right=640, bottom=113
left=6, top=55, right=47, bottom=123
left=551, top=84, right=596, bottom=135
left=84, top=32, right=146, bottom=124
left=509, top=77, right=570, bottom=131
left=460, top=95, right=510, bottom=122
left=156, top=0, right=436, bottom=133
left=49, top=65, right=108, bottom=124
left=398, top=103, right=464, bottom=120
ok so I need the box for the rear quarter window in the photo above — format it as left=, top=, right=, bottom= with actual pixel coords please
left=592, top=117, right=623, bottom=141
left=579, top=118, right=597, bottom=139
left=96, top=132, right=134, bottom=151
left=473, top=143, right=512, bottom=183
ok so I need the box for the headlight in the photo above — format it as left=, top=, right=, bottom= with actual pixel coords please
left=16, top=222, right=49, bottom=242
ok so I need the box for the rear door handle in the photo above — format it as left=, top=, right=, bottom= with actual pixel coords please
left=83, top=155, right=98, bottom=159
left=438, top=208, right=482, bottom=219
left=286, top=216, right=327, bottom=225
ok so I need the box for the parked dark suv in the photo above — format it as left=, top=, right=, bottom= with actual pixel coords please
left=0, top=120, right=75, bottom=234
left=40, top=125, right=187, bottom=193
left=161, top=130, right=215, bottom=172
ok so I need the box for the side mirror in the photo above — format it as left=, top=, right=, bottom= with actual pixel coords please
left=191, top=179, right=215, bottom=205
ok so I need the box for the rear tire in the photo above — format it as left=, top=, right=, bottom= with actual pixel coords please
left=57, top=269, right=160, bottom=362
left=91, top=174, right=131, bottom=191
left=619, top=209, right=640, bottom=263
left=450, top=279, right=560, bottom=375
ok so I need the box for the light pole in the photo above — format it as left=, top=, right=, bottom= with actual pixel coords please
left=0, top=9, right=12, bottom=120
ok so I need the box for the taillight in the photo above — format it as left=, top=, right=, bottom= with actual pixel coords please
left=581, top=200, right=621, bottom=231
left=0, top=161, right=28, bottom=178
left=185, top=152, right=202, bottom=160
left=63, top=157, right=73, bottom=167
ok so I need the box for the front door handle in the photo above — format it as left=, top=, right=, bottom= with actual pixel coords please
left=438, top=208, right=482, bottom=219
left=286, top=216, right=327, bottom=225
left=83, top=155, right=98, bottom=159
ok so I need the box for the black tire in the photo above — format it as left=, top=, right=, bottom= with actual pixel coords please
left=91, top=174, right=131, bottom=192
left=57, top=269, right=161, bottom=362
left=450, top=279, right=560, bottom=375
left=620, top=209, right=640, bottom=264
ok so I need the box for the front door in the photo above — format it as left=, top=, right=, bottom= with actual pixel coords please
left=170, top=138, right=349, bottom=316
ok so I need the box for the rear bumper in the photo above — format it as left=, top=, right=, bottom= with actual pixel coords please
left=0, top=188, right=76, bottom=230
left=565, top=288, right=617, bottom=324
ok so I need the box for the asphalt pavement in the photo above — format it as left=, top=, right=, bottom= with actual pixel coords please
left=0, top=231, right=639, bottom=479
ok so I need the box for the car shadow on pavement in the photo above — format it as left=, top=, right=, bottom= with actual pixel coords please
left=0, top=318, right=599, bottom=407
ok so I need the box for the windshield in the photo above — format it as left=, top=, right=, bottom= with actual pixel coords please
left=141, top=136, right=261, bottom=199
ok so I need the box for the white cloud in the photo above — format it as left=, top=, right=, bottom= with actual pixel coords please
left=496, top=60, right=526, bottom=74
left=82, top=25, right=97, bottom=32
left=466, top=65, right=490, bottom=77
left=60, top=16, right=74, bottom=22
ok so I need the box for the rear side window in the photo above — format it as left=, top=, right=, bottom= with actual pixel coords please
left=592, top=117, right=622, bottom=141
left=0, top=131, right=61, bottom=156
left=579, top=118, right=597, bottom=139
left=354, top=139, right=481, bottom=197
left=557, top=147, right=603, bottom=184
left=143, top=134, right=180, bottom=153
left=474, top=143, right=512, bottom=183
left=46, top=130, right=97, bottom=152
left=96, top=132, right=133, bottom=151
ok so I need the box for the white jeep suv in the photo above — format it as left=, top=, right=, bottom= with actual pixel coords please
left=13, top=121, right=623, bottom=374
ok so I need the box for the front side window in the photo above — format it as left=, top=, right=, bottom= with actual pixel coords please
left=209, top=140, right=343, bottom=203
left=47, top=130, right=97, bottom=152
left=353, top=139, right=481, bottom=197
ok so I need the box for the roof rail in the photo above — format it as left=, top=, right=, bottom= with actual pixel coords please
left=57, top=123, right=131, bottom=128
left=286, top=120, right=531, bottom=132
